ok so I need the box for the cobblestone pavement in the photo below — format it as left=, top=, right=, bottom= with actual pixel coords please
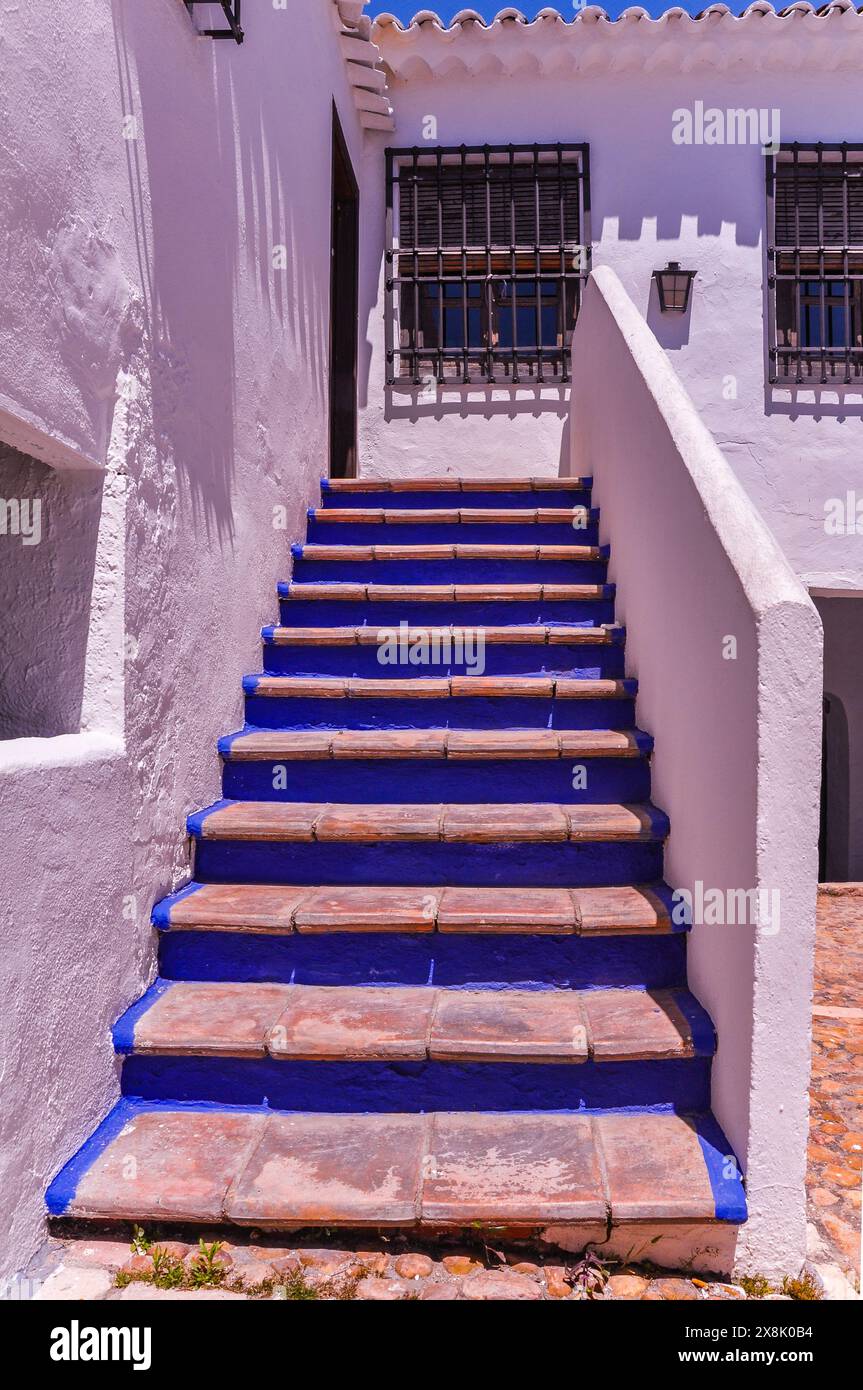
left=30, top=1236, right=771, bottom=1301
left=806, top=888, right=862, bottom=1289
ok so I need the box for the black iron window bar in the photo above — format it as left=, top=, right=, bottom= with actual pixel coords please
left=767, top=143, right=863, bottom=384
left=385, top=143, right=591, bottom=386
left=184, top=1, right=243, bottom=43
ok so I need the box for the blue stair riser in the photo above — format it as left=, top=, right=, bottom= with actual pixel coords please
left=318, top=489, right=594, bottom=510
left=293, top=557, right=610, bottom=584
left=291, top=558, right=608, bottom=584
left=261, top=642, right=626, bottom=681
left=157, top=929, right=687, bottom=990
left=192, top=838, right=666, bottom=888
left=279, top=599, right=616, bottom=628
left=243, top=694, right=637, bottom=731
left=220, top=757, right=652, bottom=805
left=120, top=1054, right=710, bottom=1115
left=306, top=520, right=600, bottom=546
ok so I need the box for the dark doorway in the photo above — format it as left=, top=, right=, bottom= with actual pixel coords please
left=329, top=105, right=359, bottom=478
left=819, top=691, right=851, bottom=882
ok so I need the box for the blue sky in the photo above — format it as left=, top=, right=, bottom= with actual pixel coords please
left=366, top=1, right=736, bottom=20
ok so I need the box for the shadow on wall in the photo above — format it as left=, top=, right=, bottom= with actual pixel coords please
left=110, top=0, right=331, bottom=540
left=765, top=387, right=863, bottom=422
left=112, top=0, right=237, bottom=544
left=0, top=443, right=101, bottom=740
left=609, top=136, right=763, bottom=250
left=384, top=384, right=568, bottom=424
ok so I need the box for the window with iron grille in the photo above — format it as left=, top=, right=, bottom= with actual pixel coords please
left=385, top=144, right=591, bottom=386
left=767, top=144, right=863, bottom=383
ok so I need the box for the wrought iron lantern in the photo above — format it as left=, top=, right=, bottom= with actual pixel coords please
left=653, top=261, right=696, bottom=313
left=184, top=2, right=244, bottom=44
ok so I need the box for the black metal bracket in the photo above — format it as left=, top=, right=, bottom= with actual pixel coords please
left=185, top=1, right=243, bottom=44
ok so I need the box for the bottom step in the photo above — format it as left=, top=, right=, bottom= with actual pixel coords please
left=47, top=1102, right=746, bottom=1230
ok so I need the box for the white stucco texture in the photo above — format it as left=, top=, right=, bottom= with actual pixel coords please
left=0, top=0, right=365, bottom=1278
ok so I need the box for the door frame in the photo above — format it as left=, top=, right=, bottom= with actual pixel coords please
left=328, top=103, right=359, bottom=478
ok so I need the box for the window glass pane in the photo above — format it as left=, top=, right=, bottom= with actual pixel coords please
left=828, top=305, right=846, bottom=346
left=801, top=303, right=821, bottom=347
left=494, top=284, right=562, bottom=349
left=853, top=284, right=863, bottom=346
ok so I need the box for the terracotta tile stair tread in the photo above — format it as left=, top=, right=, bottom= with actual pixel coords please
left=436, top=885, right=580, bottom=933
left=456, top=544, right=598, bottom=560
left=330, top=730, right=450, bottom=759
left=265, top=626, right=360, bottom=645
left=195, top=802, right=328, bottom=842
left=316, top=804, right=445, bottom=841
left=295, top=886, right=440, bottom=931
left=193, top=801, right=667, bottom=844
left=322, top=477, right=592, bottom=493
left=441, top=803, right=569, bottom=841
left=223, top=729, right=648, bottom=761
left=265, top=624, right=621, bottom=646
left=56, top=1107, right=727, bottom=1227
left=282, top=582, right=609, bottom=601
left=125, top=982, right=710, bottom=1063
left=126, top=982, right=292, bottom=1058
left=297, top=544, right=603, bottom=561
left=575, top=885, right=672, bottom=934
left=310, top=508, right=593, bottom=525
left=162, top=882, right=672, bottom=935
left=165, top=883, right=315, bottom=933
left=248, top=675, right=633, bottom=698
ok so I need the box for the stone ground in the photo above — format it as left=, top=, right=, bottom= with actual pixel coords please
left=31, top=1237, right=762, bottom=1302
left=805, top=886, right=862, bottom=1294
left=20, top=888, right=861, bottom=1302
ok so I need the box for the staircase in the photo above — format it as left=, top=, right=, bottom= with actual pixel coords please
left=47, top=475, right=746, bottom=1244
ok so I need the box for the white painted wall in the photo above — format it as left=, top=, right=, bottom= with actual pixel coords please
left=360, top=9, right=863, bottom=590
left=569, top=266, right=823, bottom=1277
left=0, top=0, right=365, bottom=1278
